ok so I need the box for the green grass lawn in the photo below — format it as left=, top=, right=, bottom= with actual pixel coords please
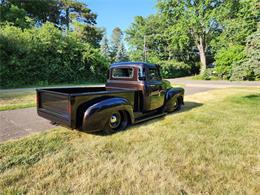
left=0, top=88, right=260, bottom=194
left=0, top=91, right=36, bottom=111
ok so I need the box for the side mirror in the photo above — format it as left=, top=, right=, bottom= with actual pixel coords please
left=138, top=76, right=146, bottom=81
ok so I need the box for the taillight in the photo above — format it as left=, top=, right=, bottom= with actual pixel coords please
left=67, top=103, right=72, bottom=113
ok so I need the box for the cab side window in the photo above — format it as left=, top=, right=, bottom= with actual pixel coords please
left=147, top=68, right=161, bottom=81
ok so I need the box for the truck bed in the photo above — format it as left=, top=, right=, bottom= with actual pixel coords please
left=37, top=87, right=138, bottom=129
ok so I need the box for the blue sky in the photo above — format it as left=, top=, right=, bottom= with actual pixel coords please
left=82, top=0, right=157, bottom=36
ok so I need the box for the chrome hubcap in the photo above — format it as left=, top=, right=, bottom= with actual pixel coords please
left=109, top=113, right=121, bottom=129
left=110, top=115, right=117, bottom=123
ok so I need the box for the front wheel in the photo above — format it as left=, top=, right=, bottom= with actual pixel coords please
left=165, top=97, right=182, bottom=113
left=104, top=111, right=128, bottom=134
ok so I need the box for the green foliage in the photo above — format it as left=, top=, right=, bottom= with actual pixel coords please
left=0, top=3, right=33, bottom=28
left=156, top=0, right=225, bottom=72
left=211, top=0, right=259, bottom=51
left=100, top=35, right=110, bottom=59
left=126, top=14, right=199, bottom=76
left=0, top=0, right=103, bottom=47
left=196, top=68, right=218, bottom=80
left=0, top=23, right=108, bottom=88
left=0, top=0, right=106, bottom=88
left=99, top=27, right=128, bottom=63
left=231, top=26, right=260, bottom=81
left=209, top=0, right=259, bottom=80
left=1, top=0, right=60, bottom=25
left=126, top=0, right=259, bottom=80
left=126, top=15, right=170, bottom=61
left=215, top=45, right=246, bottom=79
left=155, top=60, right=192, bottom=78
left=110, top=27, right=128, bottom=62
left=111, top=27, right=123, bottom=55
left=115, top=42, right=129, bottom=62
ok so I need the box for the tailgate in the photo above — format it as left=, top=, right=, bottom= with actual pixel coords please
left=37, top=90, right=71, bottom=126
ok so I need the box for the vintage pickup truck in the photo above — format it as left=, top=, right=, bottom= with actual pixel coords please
left=37, top=62, right=184, bottom=133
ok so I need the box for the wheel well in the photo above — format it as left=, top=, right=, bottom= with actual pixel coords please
left=76, top=98, right=133, bottom=129
left=76, top=96, right=111, bottom=129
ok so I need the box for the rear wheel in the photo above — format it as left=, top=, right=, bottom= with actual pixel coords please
left=104, top=111, right=128, bottom=134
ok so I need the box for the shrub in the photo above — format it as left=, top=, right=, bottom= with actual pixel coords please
left=230, top=60, right=260, bottom=81
left=230, top=26, right=260, bottom=81
left=0, top=23, right=108, bottom=88
left=154, top=60, right=192, bottom=78
left=201, top=68, right=218, bottom=80
left=214, top=45, right=246, bottom=79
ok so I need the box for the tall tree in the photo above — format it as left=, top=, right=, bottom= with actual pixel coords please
left=60, top=0, right=97, bottom=32
left=211, top=0, right=259, bottom=79
left=111, top=27, right=123, bottom=58
left=0, top=0, right=103, bottom=47
left=0, top=3, right=32, bottom=28
left=115, top=42, right=128, bottom=62
left=100, top=35, right=110, bottom=59
left=211, top=0, right=259, bottom=51
left=0, top=0, right=97, bottom=31
left=126, top=15, right=198, bottom=65
left=1, top=0, right=60, bottom=24
left=157, top=0, right=224, bottom=73
left=231, top=22, right=260, bottom=80
left=126, top=15, right=170, bottom=61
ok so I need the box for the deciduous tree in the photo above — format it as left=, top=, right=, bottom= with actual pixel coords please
left=157, top=0, right=224, bottom=73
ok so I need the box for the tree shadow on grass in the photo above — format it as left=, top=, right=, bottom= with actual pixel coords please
left=242, top=94, right=260, bottom=100
left=88, top=101, right=203, bottom=136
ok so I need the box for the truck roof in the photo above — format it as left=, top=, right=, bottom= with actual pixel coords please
left=110, top=62, right=158, bottom=69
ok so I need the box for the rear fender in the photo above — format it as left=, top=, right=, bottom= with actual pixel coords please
left=82, top=97, right=134, bottom=132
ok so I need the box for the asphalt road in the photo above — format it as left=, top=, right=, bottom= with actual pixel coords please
left=1, top=79, right=259, bottom=142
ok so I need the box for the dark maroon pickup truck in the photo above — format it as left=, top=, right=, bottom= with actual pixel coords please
left=37, top=62, right=184, bottom=133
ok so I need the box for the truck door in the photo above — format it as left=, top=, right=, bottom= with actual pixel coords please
left=145, top=67, right=165, bottom=111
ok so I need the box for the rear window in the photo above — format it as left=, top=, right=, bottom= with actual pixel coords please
left=112, top=68, right=133, bottom=78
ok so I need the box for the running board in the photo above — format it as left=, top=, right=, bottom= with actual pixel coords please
left=134, top=113, right=167, bottom=124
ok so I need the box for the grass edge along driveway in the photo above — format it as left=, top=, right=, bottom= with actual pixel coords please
left=0, top=87, right=260, bottom=194
left=0, top=83, right=103, bottom=111
left=0, top=91, right=36, bottom=111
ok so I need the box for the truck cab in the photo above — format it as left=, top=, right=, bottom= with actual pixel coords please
left=106, top=62, right=168, bottom=112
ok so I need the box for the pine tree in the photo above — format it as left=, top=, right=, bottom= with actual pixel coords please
left=100, top=35, right=110, bottom=59
left=115, top=42, right=128, bottom=62
left=111, top=27, right=123, bottom=60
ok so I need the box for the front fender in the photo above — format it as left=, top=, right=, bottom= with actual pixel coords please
left=82, top=97, right=134, bottom=132
left=165, top=87, right=185, bottom=104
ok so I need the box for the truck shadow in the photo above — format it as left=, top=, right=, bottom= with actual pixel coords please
left=89, top=101, right=203, bottom=136
left=171, top=101, right=203, bottom=114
